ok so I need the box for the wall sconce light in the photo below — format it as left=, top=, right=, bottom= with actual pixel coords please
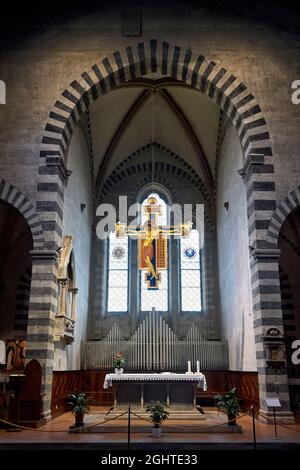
left=224, top=202, right=229, bottom=211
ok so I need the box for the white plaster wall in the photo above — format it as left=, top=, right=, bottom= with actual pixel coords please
left=53, top=342, right=67, bottom=371
left=217, top=125, right=256, bottom=371
left=54, top=125, right=93, bottom=371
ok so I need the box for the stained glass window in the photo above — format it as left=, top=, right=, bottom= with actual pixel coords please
left=107, top=231, right=128, bottom=312
left=180, top=229, right=202, bottom=311
left=141, top=193, right=167, bottom=225
left=141, top=270, right=168, bottom=311
left=140, top=193, right=168, bottom=311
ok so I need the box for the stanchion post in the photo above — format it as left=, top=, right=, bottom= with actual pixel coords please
left=273, top=407, right=278, bottom=438
left=251, top=406, right=257, bottom=450
left=128, top=405, right=131, bottom=450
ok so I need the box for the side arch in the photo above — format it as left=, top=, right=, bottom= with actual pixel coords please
left=266, top=184, right=300, bottom=247
left=0, top=177, right=44, bottom=249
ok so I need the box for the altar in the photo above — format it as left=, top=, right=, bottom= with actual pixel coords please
left=103, top=372, right=207, bottom=410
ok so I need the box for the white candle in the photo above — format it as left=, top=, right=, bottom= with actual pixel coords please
left=187, top=361, right=191, bottom=373
left=196, top=360, right=200, bottom=374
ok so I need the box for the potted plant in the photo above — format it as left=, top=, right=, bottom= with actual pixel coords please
left=146, top=401, right=169, bottom=437
left=68, top=392, right=90, bottom=427
left=215, top=387, right=241, bottom=425
left=113, top=352, right=126, bottom=374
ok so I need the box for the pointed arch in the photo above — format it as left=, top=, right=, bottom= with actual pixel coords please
left=0, top=177, right=44, bottom=249
left=37, top=39, right=275, bottom=252
left=267, top=184, right=300, bottom=247
left=41, top=39, right=271, bottom=161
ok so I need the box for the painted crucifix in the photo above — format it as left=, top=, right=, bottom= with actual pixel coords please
left=116, top=195, right=191, bottom=289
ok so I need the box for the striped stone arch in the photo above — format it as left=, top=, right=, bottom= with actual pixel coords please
left=39, top=39, right=275, bottom=252
left=266, top=184, right=300, bottom=247
left=98, top=159, right=213, bottom=225
left=35, top=39, right=293, bottom=420
left=41, top=39, right=272, bottom=160
left=0, top=178, right=44, bottom=249
left=98, top=142, right=211, bottom=205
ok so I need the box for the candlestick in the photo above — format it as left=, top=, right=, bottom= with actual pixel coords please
left=187, top=361, right=191, bottom=373
left=196, top=360, right=200, bottom=374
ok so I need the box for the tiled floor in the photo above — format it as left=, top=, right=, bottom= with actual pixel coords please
left=0, top=407, right=300, bottom=448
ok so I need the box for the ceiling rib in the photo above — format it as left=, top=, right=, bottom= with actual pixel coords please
left=95, top=88, right=152, bottom=195
left=158, top=88, right=215, bottom=204
left=94, top=79, right=215, bottom=210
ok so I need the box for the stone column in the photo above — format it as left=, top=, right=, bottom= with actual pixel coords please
left=70, top=288, right=78, bottom=320
left=88, top=236, right=107, bottom=339
left=240, top=153, right=294, bottom=421
left=58, top=279, right=68, bottom=316
left=30, top=155, right=70, bottom=418
left=204, top=228, right=221, bottom=338
left=26, top=249, right=58, bottom=421
left=250, top=249, right=294, bottom=422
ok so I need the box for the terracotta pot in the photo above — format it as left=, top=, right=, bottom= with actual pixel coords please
left=152, top=426, right=162, bottom=437
left=75, top=412, right=84, bottom=427
left=228, top=414, right=237, bottom=426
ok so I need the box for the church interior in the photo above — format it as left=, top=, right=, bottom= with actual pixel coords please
left=0, top=0, right=300, bottom=453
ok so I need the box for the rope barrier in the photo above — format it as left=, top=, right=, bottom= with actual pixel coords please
left=0, top=411, right=127, bottom=433
left=257, top=412, right=300, bottom=434
left=70, top=411, right=128, bottom=431
left=0, top=418, right=66, bottom=432
left=130, top=409, right=251, bottom=431
left=1, top=407, right=299, bottom=436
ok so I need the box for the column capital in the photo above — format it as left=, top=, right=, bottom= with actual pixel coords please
left=70, top=287, right=79, bottom=294
left=46, top=156, right=72, bottom=182
left=250, top=248, right=281, bottom=260
left=30, top=249, right=59, bottom=261
left=238, top=153, right=264, bottom=179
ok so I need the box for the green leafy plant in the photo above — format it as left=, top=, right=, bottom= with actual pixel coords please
left=214, top=388, right=241, bottom=425
left=113, top=352, right=126, bottom=369
left=68, top=392, right=90, bottom=416
left=146, top=401, right=169, bottom=428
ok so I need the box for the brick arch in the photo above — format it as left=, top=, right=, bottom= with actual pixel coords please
left=98, top=142, right=219, bottom=227
left=98, top=142, right=211, bottom=206
left=98, top=156, right=213, bottom=225
left=0, top=177, right=44, bottom=249
left=266, top=184, right=300, bottom=247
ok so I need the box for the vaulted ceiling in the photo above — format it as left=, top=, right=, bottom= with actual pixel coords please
left=88, top=77, right=221, bottom=203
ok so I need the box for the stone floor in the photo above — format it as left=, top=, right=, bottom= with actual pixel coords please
left=0, top=407, right=300, bottom=449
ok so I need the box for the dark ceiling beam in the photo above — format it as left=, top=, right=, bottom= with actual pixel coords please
left=158, top=88, right=215, bottom=206
left=95, top=88, right=152, bottom=196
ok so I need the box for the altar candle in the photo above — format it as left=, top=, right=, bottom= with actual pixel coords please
left=196, top=360, right=200, bottom=374
left=187, top=361, right=191, bottom=373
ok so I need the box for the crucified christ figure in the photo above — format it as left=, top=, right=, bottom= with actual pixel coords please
left=142, top=231, right=158, bottom=280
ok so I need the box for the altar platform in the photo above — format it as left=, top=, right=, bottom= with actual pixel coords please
left=69, top=407, right=242, bottom=434
left=103, top=372, right=207, bottom=411
left=1, top=408, right=300, bottom=450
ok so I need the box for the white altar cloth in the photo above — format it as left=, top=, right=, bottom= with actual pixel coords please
left=103, top=372, right=207, bottom=390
